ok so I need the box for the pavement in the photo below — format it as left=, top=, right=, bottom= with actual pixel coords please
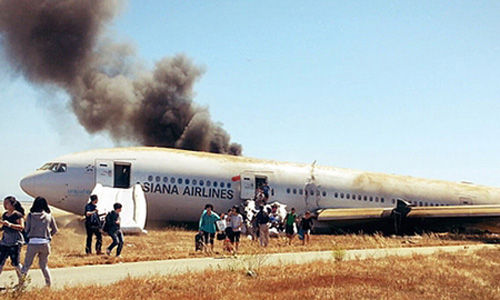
left=0, top=244, right=497, bottom=290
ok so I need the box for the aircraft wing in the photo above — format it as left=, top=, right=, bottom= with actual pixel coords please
left=316, top=204, right=500, bottom=233
left=92, top=183, right=147, bottom=234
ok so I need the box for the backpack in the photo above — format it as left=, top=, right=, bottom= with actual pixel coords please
left=89, top=212, right=102, bottom=229
left=102, top=213, right=112, bottom=232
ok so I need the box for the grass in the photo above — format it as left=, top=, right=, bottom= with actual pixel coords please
left=4, top=247, right=500, bottom=299
left=0, top=208, right=492, bottom=270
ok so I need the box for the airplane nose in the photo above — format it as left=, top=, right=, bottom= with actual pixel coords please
left=20, top=174, right=38, bottom=197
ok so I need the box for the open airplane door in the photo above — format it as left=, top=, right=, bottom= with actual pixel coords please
left=91, top=183, right=147, bottom=234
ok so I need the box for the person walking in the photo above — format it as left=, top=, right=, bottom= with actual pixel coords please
left=21, top=197, right=58, bottom=287
left=105, top=203, right=124, bottom=257
left=300, top=211, right=314, bottom=245
left=198, top=204, right=220, bottom=252
left=229, top=206, right=243, bottom=252
left=256, top=206, right=270, bottom=247
left=285, top=208, right=297, bottom=245
left=0, top=196, right=25, bottom=281
left=84, top=194, right=102, bottom=255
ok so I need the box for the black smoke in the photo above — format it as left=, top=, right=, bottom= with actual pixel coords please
left=0, top=0, right=242, bottom=155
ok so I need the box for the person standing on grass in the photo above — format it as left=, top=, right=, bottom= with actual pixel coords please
left=21, top=196, right=58, bottom=287
left=105, top=203, right=124, bottom=257
left=0, top=196, right=25, bottom=281
left=285, top=208, right=297, bottom=245
left=300, top=211, right=314, bottom=245
left=198, top=204, right=220, bottom=252
left=256, top=206, right=270, bottom=247
left=84, top=194, right=102, bottom=255
left=230, top=206, right=243, bottom=252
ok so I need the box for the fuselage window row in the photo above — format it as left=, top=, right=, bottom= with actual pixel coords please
left=146, top=175, right=231, bottom=189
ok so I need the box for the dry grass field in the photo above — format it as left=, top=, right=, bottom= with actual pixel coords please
left=0, top=207, right=495, bottom=269
left=4, top=247, right=500, bottom=299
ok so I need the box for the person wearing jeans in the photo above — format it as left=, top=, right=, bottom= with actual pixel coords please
left=105, top=203, right=123, bottom=257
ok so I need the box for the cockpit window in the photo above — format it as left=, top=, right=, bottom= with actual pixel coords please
left=38, top=163, right=67, bottom=173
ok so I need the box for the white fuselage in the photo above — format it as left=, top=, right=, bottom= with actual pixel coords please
left=19, top=147, right=500, bottom=223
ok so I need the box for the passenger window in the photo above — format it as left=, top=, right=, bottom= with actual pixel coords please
left=170, top=177, right=175, bottom=183
left=340, top=193, right=344, bottom=199
left=163, top=177, right=168, bottom=183
left=185, top=179, right=190, bottom=185
left=156, top=176, right=161, bottom=182
left=293, top=189, right=297, bottom=194
left=213, top=181, right=218, bottom=187
left=334, top=192, right=338, bottom=198
left=207, top=180, right=211, bottom=186
left=227, top=183, right=231, bottom=188
left=364, top=196, right=367, bottom=201
left=381, top=198, right=384, bottom=203
left=369, top=196, right=373, bottom=202
left=346, top=194, right=350, bottom=199
left=178, top=178, right=183, bottom=184
left=200, top=180, right=204, bottom=186
left=148, top=175, right=153, bottom=181
left=192, top=179, right=197, bottom=185
left=375, top=197, right=379, bottom=202
left=287, top=188, right=290, bottom=194
left=322, top=191, right=326, bottom=197
left=392, top=199, right=395, bottom=204
left=299, top=189, right=303, bottom=195
left=358, top=195, right=362, bottom=200
left=220, top=182, right=224, bottom=188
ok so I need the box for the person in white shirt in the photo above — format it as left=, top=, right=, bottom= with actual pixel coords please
left=229, top=206, right=243, bottom=251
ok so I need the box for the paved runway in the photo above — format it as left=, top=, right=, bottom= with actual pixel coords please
left=0, top=244, right=496, bottom=290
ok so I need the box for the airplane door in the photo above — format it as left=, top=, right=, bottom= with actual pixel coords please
left=240, top=173, right=255, bottom=200
left=95, top=160, right=114, bottom=187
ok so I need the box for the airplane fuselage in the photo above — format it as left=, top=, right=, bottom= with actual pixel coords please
left=20, top=147, right=500, bottom=224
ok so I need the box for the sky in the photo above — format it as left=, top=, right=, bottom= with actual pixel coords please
left=1, top=1, right=500, bottom=200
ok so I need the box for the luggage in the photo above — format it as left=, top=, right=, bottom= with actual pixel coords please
left=195, top=232, right=204, bottom=251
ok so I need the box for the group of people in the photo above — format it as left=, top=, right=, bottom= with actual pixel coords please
left=197, top=202, right=315, bottom=253
left=198, top=204, right=244, bottom=254
left=84, top=195, right=123, bottom=257
left=0, top=196, right=58, bottom=287
left=253, top=205, right=314, bottom=246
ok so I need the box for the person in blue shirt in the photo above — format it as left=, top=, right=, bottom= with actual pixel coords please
left=198, top=204, right=220, bottom=251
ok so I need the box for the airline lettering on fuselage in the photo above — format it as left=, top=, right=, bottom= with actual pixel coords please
left=141, top=182, right=234, bottom=200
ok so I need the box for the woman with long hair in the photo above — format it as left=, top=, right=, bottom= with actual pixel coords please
left=21, top=196, right=58, bottom=287
left=0, top=196, right=25, bottom=280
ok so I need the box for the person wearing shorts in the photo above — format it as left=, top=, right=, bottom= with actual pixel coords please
left=285, top=208, right=297, bottom=245
left=229, top=206, right=243, bottom=251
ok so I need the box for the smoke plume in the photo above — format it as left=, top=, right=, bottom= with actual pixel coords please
left=0, top=0, right=242, bottom=155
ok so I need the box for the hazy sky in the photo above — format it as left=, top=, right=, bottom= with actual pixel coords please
left=1, top=1, right=500, bottom=200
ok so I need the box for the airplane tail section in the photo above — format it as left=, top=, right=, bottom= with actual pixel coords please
left=91, top=183, right=147, bottom=234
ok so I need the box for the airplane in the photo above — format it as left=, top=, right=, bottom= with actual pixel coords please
left=19, top=147, right=500, bottom=234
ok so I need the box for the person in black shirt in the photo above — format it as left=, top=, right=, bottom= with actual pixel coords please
left=105, top=203, right=123, bottom=257
left=300, top=211, right=314, bottom=246
left=256, top=206, right=270, bottom=247
left=84, top=195, right=102, bottom=255
left=0, top=196, right=25, bottom=281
